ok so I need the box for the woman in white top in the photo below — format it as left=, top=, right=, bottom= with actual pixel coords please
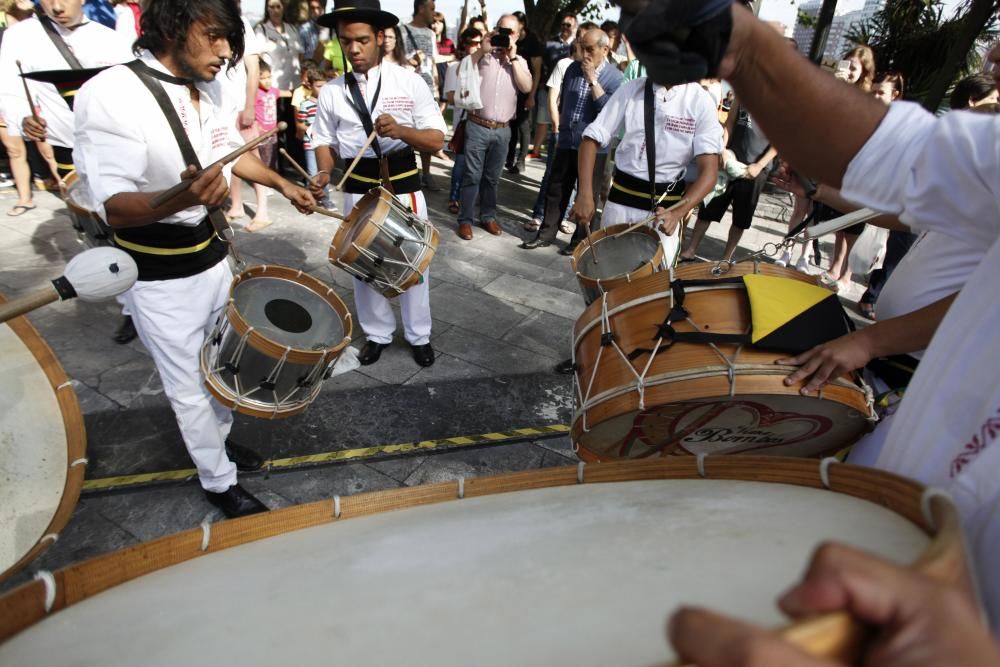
left=255, top=0, right=303, bottom=93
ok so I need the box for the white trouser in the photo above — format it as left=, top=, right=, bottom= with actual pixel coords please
left=124, top=260, right=237, bottom=493
left=342, top=190, right=433, bottom=346
left=602, top=201, right=680, bottom=267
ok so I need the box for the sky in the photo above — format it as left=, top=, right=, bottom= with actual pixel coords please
left=246, top=0, right=969, bottom=37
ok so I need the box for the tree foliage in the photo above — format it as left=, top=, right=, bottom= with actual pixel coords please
left=845, top=0, right=999, bottom=105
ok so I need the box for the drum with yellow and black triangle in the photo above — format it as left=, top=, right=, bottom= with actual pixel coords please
left=571, top=263, right=874, bottom=462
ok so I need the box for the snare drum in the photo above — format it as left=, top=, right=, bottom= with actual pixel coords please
left=329, top=187, right=439, bottom=298
left=63, top=173, right=113, bottom=248
left=570, top=223, right=665, bottom=305
left=0, top=458, right=968, bottom=666
left=572, top=263, right=873, bottom=462
left=0, top=296, right=85, bottom=584
left=201, top=265, right=352, bottom=419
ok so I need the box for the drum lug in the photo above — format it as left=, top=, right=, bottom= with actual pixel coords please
left=259, top=380, right=276, bottom=392
left=600, top=332, right=615, bottom=347
left=392, top=235, right=405, bottom=248
left=224, top=361, right=240, bottom=374
left=374, top=255, right=385, bottom=266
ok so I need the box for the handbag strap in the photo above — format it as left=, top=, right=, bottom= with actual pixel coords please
left=35, top=6, right=83, bottom=70
left=125, top=60, right=236, bottom=248
left=643, top=78, right=656, bottom=206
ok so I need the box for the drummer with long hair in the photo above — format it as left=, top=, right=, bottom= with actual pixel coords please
left=73, top=0, right=315, bottom=518
left=310, top=0, right=446, bottom=368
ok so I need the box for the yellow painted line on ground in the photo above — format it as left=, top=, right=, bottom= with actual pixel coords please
left=82, top=424, right=571, bottom=493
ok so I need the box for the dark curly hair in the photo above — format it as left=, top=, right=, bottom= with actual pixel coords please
left=135, top=0, right=245, bottom=71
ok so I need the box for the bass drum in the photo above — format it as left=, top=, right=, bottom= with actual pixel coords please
left=0, top=458, right=969, bottom=667
left=572, top=263, right=874, bottom=462
left=0, top=295, right=85, bottom=583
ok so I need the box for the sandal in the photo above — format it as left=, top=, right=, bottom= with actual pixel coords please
left=246, top=219, right=273, bottom=233
left=6, top=204, right=36, bottom=217
left=523, top=218, right=540, bottom=232
left=859, top=302, right=876, bottom=320
left=448, top=201, right=460, bottom=214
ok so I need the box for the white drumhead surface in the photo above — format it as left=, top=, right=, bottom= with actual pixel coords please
left=0, top=324, right=67, bottom=574
left=1, top=480, right=929, bottom=666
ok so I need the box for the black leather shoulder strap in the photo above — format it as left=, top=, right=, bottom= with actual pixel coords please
left=644, top=78, right=656, bottom=203
left=344, top=72, right=383, bottom=159
left=125, top=60, right=201, bottom=169
left=36, top=7, right=83, bottom=70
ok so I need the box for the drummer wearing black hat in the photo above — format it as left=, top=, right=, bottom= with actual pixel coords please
left=311, top=0, right=446, bottom=368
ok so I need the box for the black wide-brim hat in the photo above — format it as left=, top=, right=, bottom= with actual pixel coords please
left=317, top=0, right=399, bottom=31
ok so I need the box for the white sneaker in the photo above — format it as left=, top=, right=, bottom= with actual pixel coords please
left=794, top=257, right=810, bottom=273
left=774, top=250, right=791, bottom=267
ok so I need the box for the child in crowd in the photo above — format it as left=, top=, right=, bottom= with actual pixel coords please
left=248, top=61, right=280, bottom=232
left=296, top=66, right=332, bottom=208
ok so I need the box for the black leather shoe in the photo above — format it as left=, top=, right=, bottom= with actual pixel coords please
left=225, top=439, right=264, bottom=472
left=359, top=340, right=390, bottom=365
left=555, top=358, right=576, bottom=375
left=520, top=238, right=551, bottom=250
left=205, top=484, right=268, bottom=518
left=112, top=316, right=137, bottom=344
left=411, top=343, right=435, bottom=367
left=559, top=243, right=579, bottom=256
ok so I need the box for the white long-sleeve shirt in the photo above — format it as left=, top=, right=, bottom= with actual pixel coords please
left=583, top=79, right=722, bottom=183
left=840, top=101, right=1000, bottom=630
left=0, top=15, right=131, bottom=147
left=312, top=62, right=446, bottom=159
left=74, top=51, right=244, bottom=225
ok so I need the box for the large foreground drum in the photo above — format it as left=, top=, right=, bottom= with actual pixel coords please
left=0, top=297, right=85, bottom=583
left=572, top=263, right=873, bottom=462
left=201, top=265, right=352, bottom=419
left=570, top=223, right=665, bottom=305
left=0, top=458, right=968, bottom=666
left=329, top=187, right=439, bottom=298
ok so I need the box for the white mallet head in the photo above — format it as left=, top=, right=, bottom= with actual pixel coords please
left=57, top=247, right=138, bottom=302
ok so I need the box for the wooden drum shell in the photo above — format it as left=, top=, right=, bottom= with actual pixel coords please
left=572, top=263, right=873, bottom=462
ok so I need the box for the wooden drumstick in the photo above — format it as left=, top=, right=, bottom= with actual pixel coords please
left=612, top=199, right=687, bottom=239
left=149, top=122, right=287, bottom=208
left=584, top=221, right=599, bottom=264
left=336, top=129, right=379, bottom=191
left=15, top=61, right=40, bottom=123
left=0, top=248, right=138, bottom=323
left=309, top=205, right=345, bottom=220
left=279, top=148, right=319, bottom=186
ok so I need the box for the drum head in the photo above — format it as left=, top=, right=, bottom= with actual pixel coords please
left=330, top=190, right=386, bottom=263
left=575, top=228, right=659, bottom=282
left=0, top=308, right=85, bottom=582
left=232, top=276, right=345, bottom=351
left=574, top=394, right=870, bottom=461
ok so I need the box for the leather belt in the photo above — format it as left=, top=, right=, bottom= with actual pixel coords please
left=468, top=114, right=508, bottom=130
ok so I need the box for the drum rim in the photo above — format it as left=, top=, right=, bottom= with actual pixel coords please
left=226, top=264, right=353, bottom=365
left=570, top=223, right=664, bottom=287
left=0, top=296, right=86, bottom=584
left=329, top=187, right=390, bottom=266
left=0, top=457, right=968, bottom=663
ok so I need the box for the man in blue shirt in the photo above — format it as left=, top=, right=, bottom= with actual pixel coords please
left=521, top=27, right=622, bottom=254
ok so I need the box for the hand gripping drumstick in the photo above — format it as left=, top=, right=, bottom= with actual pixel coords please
left=0, top=247, right=139, bottom=323
left=277, top=149, right=347, bottom=221
left=612, top=198, right=688, bottom=239
left=149, top=122, right=287, bottom=208
left=336, top=129, right=379, bottom=191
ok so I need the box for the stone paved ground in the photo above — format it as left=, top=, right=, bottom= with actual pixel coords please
left=0, top=152, right=870, bottom=590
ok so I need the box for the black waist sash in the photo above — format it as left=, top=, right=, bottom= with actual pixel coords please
left=342, top=148, right=420, bottom=194
left=114, top=217, right=227, bottom=281
left=608, top=168, right=686, bottom=211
